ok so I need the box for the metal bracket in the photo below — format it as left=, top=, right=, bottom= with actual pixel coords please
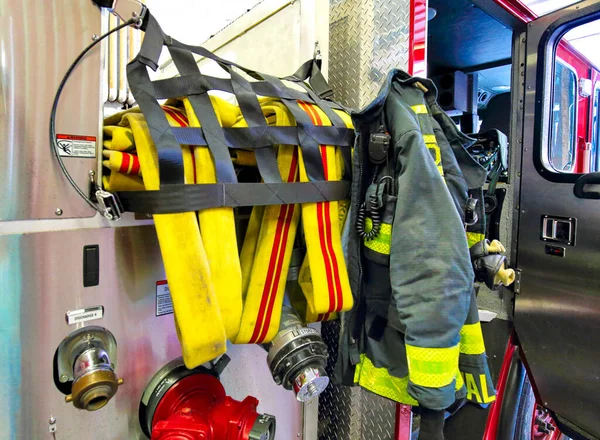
left=95, top=189, right=123, bottom=221
left=96, top=0, right=147, bottom=28
left=513, top=269, right=522, bottom=294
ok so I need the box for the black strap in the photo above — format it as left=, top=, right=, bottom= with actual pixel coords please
left=117, top=181, right=350, bottom=214
left=169, top=126, right=354, bottom=149
left=151, top=75, right=345, bottom=109
left=127, top=61, right=186, bottom=184
left=122, top=10, right=353, bottom=214
left=168, top=46, right=238, bottom=183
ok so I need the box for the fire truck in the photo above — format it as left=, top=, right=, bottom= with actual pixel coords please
left=0, top=0, right=598, bottom=439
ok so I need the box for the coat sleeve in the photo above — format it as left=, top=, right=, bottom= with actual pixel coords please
left=388, top=119, right=473, bottom=410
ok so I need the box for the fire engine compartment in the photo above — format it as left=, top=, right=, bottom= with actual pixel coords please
left=1, top=0, right=600, bottom=439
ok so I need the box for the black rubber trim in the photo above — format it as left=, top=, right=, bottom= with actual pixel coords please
left=497, top=347, right=526, bottom=440
left=573, top=172, right=600, bottom=199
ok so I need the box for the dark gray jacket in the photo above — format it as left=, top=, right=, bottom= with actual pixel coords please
left=334, top=70, right=494, bottom=411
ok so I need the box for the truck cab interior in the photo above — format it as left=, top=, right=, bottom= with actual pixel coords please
left=427, top=1, right=600, bottom=439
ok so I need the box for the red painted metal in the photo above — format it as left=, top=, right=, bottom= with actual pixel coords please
left=482, top=334, right=517, bottom=440
left=151, top=374, right=261, bottom=440
left=557, top=41, right=592, bottom=146
left=394, top=404, right=413, bottom=440
left=409, top=0, right=428, bottom=77
left=493, top=0, right=537, bottom=22
left=531, top=405, right=562, bottom=440
left=575, top=136, right=591, bottom=173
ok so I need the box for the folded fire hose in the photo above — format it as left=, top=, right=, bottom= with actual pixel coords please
left=98, top=12, right=354, bottom=368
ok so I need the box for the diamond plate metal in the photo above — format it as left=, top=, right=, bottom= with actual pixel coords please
left=318, top=320, right=396, bottom=440
left=318, top=2, right=413, bottom=436
left=329, top=0, right=412, bottom=109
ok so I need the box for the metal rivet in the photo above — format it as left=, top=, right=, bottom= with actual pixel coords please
left=527, top=85, right=532, bottom=89
left=55, top=208, right=63, bottom=216
left=92, top=34, right=99, bottom=41
left=59, top=374, right=69, bottom=383
left=49, top=416, right=56, bottom=424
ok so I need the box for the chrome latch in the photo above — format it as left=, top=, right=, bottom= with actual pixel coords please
left=96, top=189, right=123, bottom=221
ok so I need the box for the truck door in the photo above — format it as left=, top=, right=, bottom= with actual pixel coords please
left=514, top=1, right=600, bottom=438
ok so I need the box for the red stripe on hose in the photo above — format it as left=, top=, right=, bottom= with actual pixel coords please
left=162, top=106, right=188, bottom=128
left=250, top=148, right=299, bottom=343
left=300, top=102, right=341, bottom=313
left=306, top=104, right=344, bottom=313
left=130, top=155, right=140, bottom=175
left=119, top=153, right=131, bottom=174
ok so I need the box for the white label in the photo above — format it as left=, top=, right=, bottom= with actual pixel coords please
left=156, top=281, right=173, bottom=316
left=56, top=134, right=96, bottom=158
left=66, top=306, right=104, bottom=325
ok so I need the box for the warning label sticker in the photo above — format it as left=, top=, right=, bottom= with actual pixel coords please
left=56, top=134, right=96, bottom=158
left=156, top=280, right=173, bottom=317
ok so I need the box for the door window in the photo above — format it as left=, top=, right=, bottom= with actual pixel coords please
left=548, top=60, right=577, bottom=172
left=539, top=16, right=600, bottom=176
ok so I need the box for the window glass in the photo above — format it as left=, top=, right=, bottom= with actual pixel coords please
left=519, top=0, right=580, bottom=17
left=562, top=19, right=600, bottom=70
left=548, top=60, right=577, bottom=172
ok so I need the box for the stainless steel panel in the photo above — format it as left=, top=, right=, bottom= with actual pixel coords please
left=0, top=0, right=101, bottom=221
left=329, top=0, right=411, bottom=109
left=515, top=1, right=600, bottom=436
left=0, top=227, right=302, bottom=439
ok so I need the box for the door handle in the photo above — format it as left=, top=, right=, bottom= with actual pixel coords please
left=574, top=172, right=600, bottom=199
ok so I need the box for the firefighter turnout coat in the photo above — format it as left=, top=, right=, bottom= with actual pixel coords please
left=334, top=70, right=496, bottom=411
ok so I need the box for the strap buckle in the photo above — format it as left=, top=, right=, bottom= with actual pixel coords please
left=95, top=189, right=123, bottom=221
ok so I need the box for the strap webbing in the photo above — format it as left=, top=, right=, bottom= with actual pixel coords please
left=123, top=10, right=352, bottom=214
left=169, top=126, right=354, bottom=149
left=117, top=181, right=350, bottom=214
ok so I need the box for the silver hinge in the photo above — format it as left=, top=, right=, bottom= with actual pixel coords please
left=513, top=269, right=522, bottom=294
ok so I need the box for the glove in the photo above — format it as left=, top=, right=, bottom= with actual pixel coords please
left=418, top=408, right=445, bottom=440
left=470, top=239, right=515, bottom=290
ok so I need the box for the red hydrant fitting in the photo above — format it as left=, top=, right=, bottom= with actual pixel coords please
left=140, top=358, right=275, bottom=440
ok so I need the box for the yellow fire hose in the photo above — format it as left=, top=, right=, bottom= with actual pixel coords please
left=105, top=104, right=228, bottom=369
left=102, top=97, right=354, bottom=363
left=296, top=102, right=354, bottom=319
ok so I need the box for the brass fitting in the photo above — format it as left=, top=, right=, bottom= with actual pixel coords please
left=56, top=326, right=123, bottom=411
left=65, top=368, right=124, bottom=410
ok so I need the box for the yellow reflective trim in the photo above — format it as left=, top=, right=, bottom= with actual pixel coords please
left=364, top=218, right=392, bottom=255
left=423, top=134, right=436, bottom=143
left=411, top=104, right=428, bottom=114
left=354, top=354, right=418, bottom=405
left=480, top=373, right=496, bottom=403
left=406, top=344, right=460, bottom=388
left=465, top=372, right=482, bottom=403
left=467, top=232, right=485, bottom=248
left=460, top=322, right=486, bottom=355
